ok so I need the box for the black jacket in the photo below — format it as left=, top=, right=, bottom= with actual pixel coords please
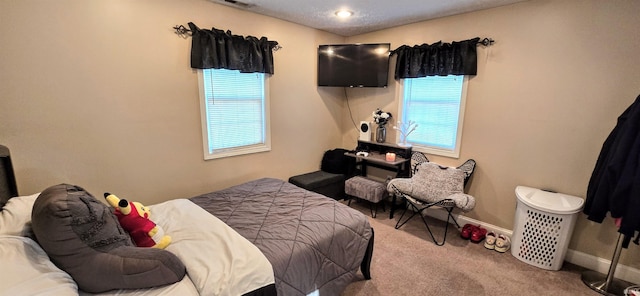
left=585, top=94, right=640, bottom=238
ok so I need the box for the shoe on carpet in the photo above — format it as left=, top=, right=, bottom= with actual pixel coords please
left=460, top=224, right=477, bottom=240
left=470, top=226, right=487, bottom=243
left=484, top=231, right=497, bottom=250
left=494, top=234, right=511, bottom=253
left=624, top=285, right=640, bottom=296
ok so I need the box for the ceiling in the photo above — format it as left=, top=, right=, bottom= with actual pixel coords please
left=210, top=0, right=527, bottom=37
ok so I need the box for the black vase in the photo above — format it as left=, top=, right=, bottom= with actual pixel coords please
left=376, top=125, right=386, bottom=143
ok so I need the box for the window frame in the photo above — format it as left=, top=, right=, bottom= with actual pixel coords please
left=396, top=75, right=469, bottom=159
left=197, top=69, right=271, bottom=160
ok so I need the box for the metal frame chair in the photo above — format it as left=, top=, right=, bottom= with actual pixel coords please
left=391, top=152, right=476, bottom=246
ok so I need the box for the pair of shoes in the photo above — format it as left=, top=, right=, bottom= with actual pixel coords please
left=470, top=226, right=487, bottom=243
left=494, top=234, right=511, bottom=253
left=484, top=232, right=497, bottom=249
left=461, top=224, right=487, bottom=243
left=460, top=224, right=476, bottom=239
left=624, top=285, right=640, bottom=296
left=484, top=232, right=511, bottom=253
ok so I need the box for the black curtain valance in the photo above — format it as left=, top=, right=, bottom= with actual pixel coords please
left=187, top=22, right=279, bottom=74
left=391, top=37, right=483, bottom=79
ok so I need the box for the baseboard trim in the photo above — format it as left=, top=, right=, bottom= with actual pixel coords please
left=564, top=249, right=640, bottom=285
left=423, top=208, right=640, bottom=285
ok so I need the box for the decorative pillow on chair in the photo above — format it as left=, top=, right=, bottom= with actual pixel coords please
left=31, top=184, right=186, bottom=293
left=388, top=162, right=476, bottom=211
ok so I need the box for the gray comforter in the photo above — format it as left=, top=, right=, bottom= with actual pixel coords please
left=190, top=178, right=373, bottom=296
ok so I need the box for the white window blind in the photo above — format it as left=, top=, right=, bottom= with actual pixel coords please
left=199, top=69, right=270, bottom=159
left=400, top=75, right=467, bottom=158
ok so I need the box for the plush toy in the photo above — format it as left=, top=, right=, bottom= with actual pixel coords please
left=104, top=193, right=171, bottom=249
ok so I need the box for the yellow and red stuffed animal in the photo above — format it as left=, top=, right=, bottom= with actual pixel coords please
left=104, top=193, right=171, bottom=249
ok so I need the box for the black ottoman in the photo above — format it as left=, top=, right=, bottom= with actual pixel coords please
left=288, top=170, right=345, bottom=200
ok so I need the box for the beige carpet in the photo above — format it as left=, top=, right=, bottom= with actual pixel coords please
left=341, top=201, right=600, bottom=296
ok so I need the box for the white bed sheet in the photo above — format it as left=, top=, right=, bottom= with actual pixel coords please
left=149, top=199, right=275, bottom=296
left=80, top=277, right=199, bottom=296
left=0, top=235, right=78, bottom=296
left=0, top=199, right=274, bottom=296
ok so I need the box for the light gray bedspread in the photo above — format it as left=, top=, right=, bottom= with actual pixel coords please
left=190, top=178, right=373, bottom=296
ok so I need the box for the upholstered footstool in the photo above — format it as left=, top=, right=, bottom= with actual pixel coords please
left=345, top=176, right=387, bottom=218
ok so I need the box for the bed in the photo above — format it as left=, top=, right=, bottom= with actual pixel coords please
left=190, top=178, right=374, bottom=295
left=0, top=178, right=373, bottom=296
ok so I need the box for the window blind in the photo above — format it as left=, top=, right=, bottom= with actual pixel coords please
left=202, top=69, right=265, bottom=153
left=402, top=75, right=464, bottom=151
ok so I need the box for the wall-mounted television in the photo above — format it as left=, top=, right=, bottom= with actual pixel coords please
left=317, top=43, right=390, bottom=88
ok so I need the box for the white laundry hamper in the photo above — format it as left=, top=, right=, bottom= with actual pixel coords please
left=511, top=186, right=584, bottom=271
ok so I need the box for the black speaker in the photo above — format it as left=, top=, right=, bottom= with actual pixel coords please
left=0, top=145, right=18, bottom=208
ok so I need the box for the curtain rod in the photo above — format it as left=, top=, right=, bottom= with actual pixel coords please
left=173, top=25, right=191, bottom=36
left=174, top=24, right=492, bottom=49
left=478, top=38, right=495, bottom=46
left=172, top=24, right=282, bottom=51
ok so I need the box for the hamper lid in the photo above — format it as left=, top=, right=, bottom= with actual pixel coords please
left=515, top=186, right=584, bottom=215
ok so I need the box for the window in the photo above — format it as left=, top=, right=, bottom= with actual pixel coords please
left=198, top=69, right=270, bottom=159
left=398, top=75, right=468, bottom=158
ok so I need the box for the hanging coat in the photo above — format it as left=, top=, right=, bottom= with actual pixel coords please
left=585, top=94, right=640, bottom=238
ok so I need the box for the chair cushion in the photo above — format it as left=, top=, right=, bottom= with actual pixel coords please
left=388, top=162, right=475, bottom=211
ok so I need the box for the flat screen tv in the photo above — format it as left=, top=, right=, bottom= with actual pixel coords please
left=317, top=43, right=390, bottom=88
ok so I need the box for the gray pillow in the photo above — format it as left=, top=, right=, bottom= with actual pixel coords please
left=31, top=184, right=186, bottom=293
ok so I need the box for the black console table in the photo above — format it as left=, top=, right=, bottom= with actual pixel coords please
left=344, top=140, right=413, bottom=219
left=350, top=140, right=412, bottom=177
left=344, top=151, right=409, bottom=177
